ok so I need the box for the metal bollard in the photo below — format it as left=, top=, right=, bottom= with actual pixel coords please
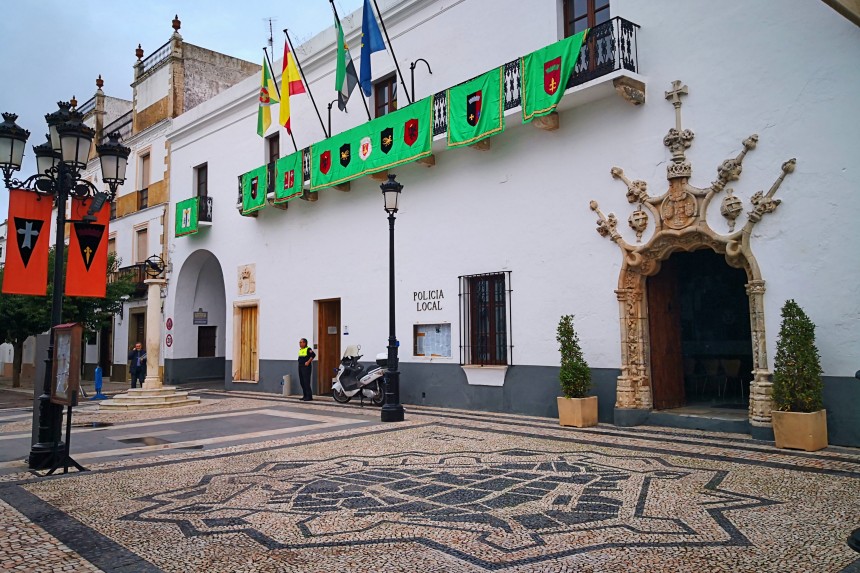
left=90, top=366, right=108, bottom=400
left=282, top=374, right=291, bottom=396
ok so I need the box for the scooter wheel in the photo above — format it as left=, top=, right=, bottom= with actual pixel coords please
left=371, top=386, right=385, bottom=406
left=333, top=388, right=351, bottom=403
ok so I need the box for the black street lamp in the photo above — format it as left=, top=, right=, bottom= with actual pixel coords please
left=380, top=173, right=405, bottom=422
left=0, top=103, right=130, bottom=469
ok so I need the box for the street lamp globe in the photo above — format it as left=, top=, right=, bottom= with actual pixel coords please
left=45, top=101, right=72, bottom=153
left=97, top=131, right=131, bottom=195
left=56, top=114, right=95, bottom=169
left=381, top=173, right=402, bottom=213
left=33, top=135, right=60, bottom=177
left=0, top=112, right=30, bottom=178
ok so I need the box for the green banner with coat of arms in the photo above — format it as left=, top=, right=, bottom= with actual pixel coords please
left=310, top=96, right=433, bottom=191
left=274, top=151, right=303, bottom=204
left=241, top=164, right=268, bottom=215
left=446, top=66, right=504, bottom=148
left=175, top=197, right=199, bottom=237
left=521, top=30, right=587, bottom=123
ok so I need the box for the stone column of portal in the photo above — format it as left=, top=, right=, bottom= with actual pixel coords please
left=143, top=278, right=167, bottom=389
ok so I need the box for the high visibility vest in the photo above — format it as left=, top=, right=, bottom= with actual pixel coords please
left=299, top=347, right=309, bottom=357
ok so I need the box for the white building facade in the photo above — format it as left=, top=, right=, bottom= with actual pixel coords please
left=163, top=0, right=860, bottom=446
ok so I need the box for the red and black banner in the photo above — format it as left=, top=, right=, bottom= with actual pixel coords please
left=2, top=189, right=52, bottom=295
left=65, top=196, right=109, bottom=298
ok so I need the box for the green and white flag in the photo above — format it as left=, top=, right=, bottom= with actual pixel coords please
left=447, top=66, right=504, bottom=148
left=241, top=164, right=268, bottom=215
left=274, top=151, right=303, bottom=204
left=310, top=96, right=433, bottom=191
left=175, top=197, right=199, bottom=237
left=521, top=30, right=587, bottom=123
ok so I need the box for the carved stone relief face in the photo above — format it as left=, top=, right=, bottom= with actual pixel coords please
left=238, top=264, right=256, bottom=296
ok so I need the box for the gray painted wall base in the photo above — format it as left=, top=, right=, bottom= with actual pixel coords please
left=164, top=359, right=860, bottom=448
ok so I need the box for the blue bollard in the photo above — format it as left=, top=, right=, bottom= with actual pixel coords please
left=90, top=366, right=108, bottom=400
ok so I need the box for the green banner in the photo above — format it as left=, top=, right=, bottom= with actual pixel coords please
left=521, top=30, right=587, bottom=123
left=446, top=67, right=504, bottom=148
left=274, top=151, right=303, bottom=204
left=241, top=164, right=268, bottom=215
left=310, top=96, right=433, bottom=191
left=175, top=197, right=199, bottom=237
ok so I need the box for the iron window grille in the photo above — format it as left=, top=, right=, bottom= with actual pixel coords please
left=458, top=271, right=513, bottom=366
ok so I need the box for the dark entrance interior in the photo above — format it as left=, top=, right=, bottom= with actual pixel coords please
left=648, top=249, right=752, bottom=410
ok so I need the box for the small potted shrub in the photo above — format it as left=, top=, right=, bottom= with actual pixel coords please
left=556, top=314, right=597, bottom=427
left=771, top=299, right=827, bottom=451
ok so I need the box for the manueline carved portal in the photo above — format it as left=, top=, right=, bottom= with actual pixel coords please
left=589, top=81, right=795, bottom=431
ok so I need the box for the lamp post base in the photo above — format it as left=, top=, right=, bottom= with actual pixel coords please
left=381, top=368, right=405, bottom=422
left=28, top=442, right=64, bottom=470
left=381, top=405, right=405, bottom=422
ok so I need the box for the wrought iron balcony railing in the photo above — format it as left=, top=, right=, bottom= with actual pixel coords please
left=432, top=16, right=639, bottom=135
left=112, top=263, right=148, bottom=297
left=140, top=40, right=171, bottom=76
left=199, top=196, right=213, bottom=223
left=101, top=111, right=132, bottom=144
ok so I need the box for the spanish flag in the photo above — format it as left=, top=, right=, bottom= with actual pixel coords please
left=2, top=189, right=52, bottom=296
left=65, top=196, right=109, bottom=298
left=257, top=57, right=279, bottom=137
left=279, top=40, right=305, bottom=134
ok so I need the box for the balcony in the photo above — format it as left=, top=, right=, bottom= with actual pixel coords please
left=199, top=196, right=213, bottom=225
left=432, top=16, right=641, bottom=135
left=112, top=263, right=148, bottom=298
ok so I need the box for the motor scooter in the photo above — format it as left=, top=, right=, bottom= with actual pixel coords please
left=331, top=345, right=386, bottom=405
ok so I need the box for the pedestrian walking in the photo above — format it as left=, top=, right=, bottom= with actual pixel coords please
left=298, top=338, right=316, bottom=401
left=128, top=342, right=146, bottom=389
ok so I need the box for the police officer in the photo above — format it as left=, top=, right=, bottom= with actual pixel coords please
left=298, top=338, right=316, bottom=401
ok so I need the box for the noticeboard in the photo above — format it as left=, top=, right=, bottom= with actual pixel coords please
left=50, top=323, right=83, bottom=406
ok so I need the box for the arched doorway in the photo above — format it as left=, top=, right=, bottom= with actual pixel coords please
left=168, top=250, right=227, bottom=385
left=647, top=249, right=752, bottom=411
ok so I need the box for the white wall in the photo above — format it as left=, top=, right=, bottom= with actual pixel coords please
left=165, top=0, right=860, bottom=377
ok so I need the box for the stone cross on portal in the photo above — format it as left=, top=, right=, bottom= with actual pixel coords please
left=665, top=80, right=688, bottom=131
left=18, top=221, right=40, bottom=249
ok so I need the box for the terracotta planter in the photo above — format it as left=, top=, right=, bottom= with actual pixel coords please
left=772, top=409, right=828, bottom=452
left=557, top=396, right=598, bottom=428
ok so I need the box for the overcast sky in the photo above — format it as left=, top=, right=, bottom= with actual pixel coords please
left=0, top=0, right=364, bottom=217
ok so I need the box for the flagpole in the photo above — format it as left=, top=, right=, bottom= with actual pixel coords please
left=264, top=47, right=298, bottom=152
left=285, top=29, right=330, bottom=138
left=370, top=0, right=412, bottom=105
left=329, top=0, right=373, bottom=122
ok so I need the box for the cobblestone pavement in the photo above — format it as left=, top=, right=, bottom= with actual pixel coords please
left=0, top=391, right=859, bottom=572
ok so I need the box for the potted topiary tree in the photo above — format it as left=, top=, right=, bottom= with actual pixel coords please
left=556, top=314, right=597, bottom=427
left=771, top=299, right=827, bottom=451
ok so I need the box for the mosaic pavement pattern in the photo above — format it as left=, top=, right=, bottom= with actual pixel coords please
left=1, top=401, right=859, bottom=572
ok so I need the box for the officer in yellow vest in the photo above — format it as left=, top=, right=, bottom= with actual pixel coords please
left=298, top=338, right=316, bottom=401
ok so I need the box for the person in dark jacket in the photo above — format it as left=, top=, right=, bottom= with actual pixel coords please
left=128, top=342, right=146, bottom=389
left=298, top=338, right=316, bottom=401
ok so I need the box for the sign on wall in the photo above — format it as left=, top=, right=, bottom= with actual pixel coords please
left=175, top=197, right=199, bottom=237
left=193, top=309, right=208, bottom=325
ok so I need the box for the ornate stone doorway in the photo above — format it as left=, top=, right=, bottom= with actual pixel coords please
left=648, top=250, right=752, bottom=411
left=588, top=81, right=795, bottom=435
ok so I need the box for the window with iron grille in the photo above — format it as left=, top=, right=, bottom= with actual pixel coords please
left=458, top=272, right=512, bottom=366
left=374, top=75, right=398, bottom=118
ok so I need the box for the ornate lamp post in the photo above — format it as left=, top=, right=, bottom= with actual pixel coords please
left=380, top=173, right=405, bottom=422
left=0, top=103, right=130, bottom=469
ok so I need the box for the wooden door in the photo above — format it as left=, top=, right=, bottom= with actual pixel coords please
left=647, top=256, right=685, bottom=409
left=317, top=300, right=341, bottom=395
left=239, top=306, right=258, bottom=381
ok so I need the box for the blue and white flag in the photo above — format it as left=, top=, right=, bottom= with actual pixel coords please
left=359, top=0, right=386, bottom=97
